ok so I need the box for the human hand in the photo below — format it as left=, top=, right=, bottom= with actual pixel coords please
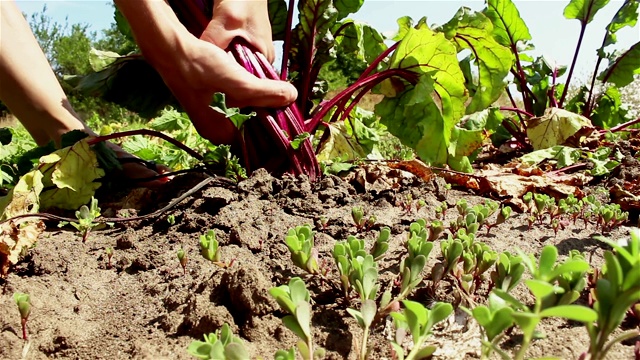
left=162, top=36, right=296, bottom=145
left=201, top=0, right=275, bottom=62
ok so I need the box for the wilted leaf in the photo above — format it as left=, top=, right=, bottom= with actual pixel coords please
left=0, top=220, right=45, bottom=276
left=526, top=108, right=594, bottom=150
left=441, top=163, right=591, bottom=210
left=0, top=170, right=44, bottom=220
left=39, top=139, right=105, bottom=210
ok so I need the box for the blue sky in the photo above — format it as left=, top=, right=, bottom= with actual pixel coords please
left=15, top=0, right=640, bottom=81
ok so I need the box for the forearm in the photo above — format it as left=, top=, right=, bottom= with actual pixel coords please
left=0, top=0, right=89, bottom=145
left=113, top=0, right=194, bottom=75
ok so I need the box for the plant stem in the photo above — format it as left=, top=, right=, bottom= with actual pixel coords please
left=90, top=129, right=203, bottom=161
left=560, top=21, right=588, bottom=107
left=280, top=0, right=296, bottom=81
left=605, top=116, right=640, bottom=132
left=359, top=325, right=370, bottom=360
left=21, top=318, right=27, bottom=340
left=499, top=107, right=534, bottom=119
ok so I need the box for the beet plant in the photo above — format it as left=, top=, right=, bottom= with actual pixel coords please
left=13, top=292, right=31, bottom=341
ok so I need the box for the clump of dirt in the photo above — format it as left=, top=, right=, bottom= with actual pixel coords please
left=1, top=166, right=638, bottom=359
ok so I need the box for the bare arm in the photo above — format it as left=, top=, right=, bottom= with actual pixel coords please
left=0, top=0, right=91, bottom=145
left=113, top=0, right=296, bottom=144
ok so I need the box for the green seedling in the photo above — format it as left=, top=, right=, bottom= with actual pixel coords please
left=285, top=225, right=319, bottom=275
left=200, top=229, right=221, bottom=264
left=351, top=206, right=366, bottom=230
left=317, top=216, right=329, bottom=230
left=274, top=347, right=297, bottom=360
left=441, top=237, right=464, bottom=277
left=269, top=278, right=325, bottom=360
left=493, top=245, right=596, bottom=360
left=434, top=201, right=447, bottom=219
left=581, top=230, right=640, bottom=360
left=187, top=323, right=250, bottom=360
left=486, top=206, right=512, bottom=235
left=58, top=197, right=107, bottom=242
left=520, top=245, right=590, bottom=309
left=428, top=220, right=445, bottom=241
left=167, top=214, right=176, bottom=226
left=177, top=247, right=187, bottom=275
left=398, top=219, right=434, bottom=300
left=13, top=292, right=31, bottom=340
left=371, top=227, right=390, bottom=260
left=390, top=300, right=453, bottom=360
left=333, top=236, right=379, bottom=302
left=416, top=199, right=427, bottom=211
left=347, top=299, right=377, bottom=360
left=105, top=247, right=113, bottom=269
left=466, top=292, right=515, bottom=360
left=596, top=203, right=628, bottom=233
left=490, top=252, right=525, bottom=293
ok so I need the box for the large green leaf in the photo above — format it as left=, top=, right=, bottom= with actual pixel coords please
left=376, top=78, right=449, bottom=167
left=591, top=86, right=632, bottom=129
left=564, top=0, right=610, bottom=24
left=603, top=0, right=639, bottom=47
left=75, top=56, right=175, bottom=118
left=290, top=0, right=339, bottom=92
left=334, top=0, right=365, bottom=21
left=392, top=16, right=429, bottom=41
left=386, top=27, right=467, bottom=125
left=483, top=0, right=532, bottom=48
left=438, top=8, right=514, bottom=114
left=334, top=20, right=387, bottom=65
left=377, top=27, right=467, bottom=168
left=599, top=42, right=640, bottom=87
left=268, top=0, right=288, bottom=41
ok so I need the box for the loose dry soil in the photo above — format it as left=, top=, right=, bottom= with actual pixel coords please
left=1, top=160, right=639, bottom=359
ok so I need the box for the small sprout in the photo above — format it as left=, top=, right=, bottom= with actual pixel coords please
left=14, top=292, right=31, bottom=340
left=269, top=278, right=325, bottom=360
left=351, top=206, right=366, bottom=230
left=59, top=197, right=104, bottom=242
left=390, top=301, right=453, bottom=360
left=428, top=221, right=444, bottom=241
left=347, top=299, right=377, bottom=360
left=177, top=247, right=187, bottom=275
left=274, top=347, right=297, bottom=360
left=371, top=227, right=390, bottom=260
left=105, top=247, right=113, bottom=269
left=284, top=225, right=319, bottom=274
left=187, top=323, right=250, bottom=359
left=200, top=230, right=221, bottom=264
left=167, top=214, right=176, bottom=226
left=416, top=199, right=426, bottom=211
left=365, top=215, right=377, bottom=230
left=317, top=216, right=329, bottom=230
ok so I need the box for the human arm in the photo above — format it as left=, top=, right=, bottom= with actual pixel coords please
left=113, top=0, right=296, bottom=145
left=0, top=0, right=91, bottom=146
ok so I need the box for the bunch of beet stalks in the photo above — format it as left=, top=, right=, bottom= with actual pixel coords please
left=168, top=0, right=320, bottom=181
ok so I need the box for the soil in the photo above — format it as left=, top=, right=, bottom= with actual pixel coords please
left=1, top=160, right=639, bottom=360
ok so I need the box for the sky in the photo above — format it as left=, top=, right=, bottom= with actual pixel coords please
left=14, top=0, right=640, bottom=81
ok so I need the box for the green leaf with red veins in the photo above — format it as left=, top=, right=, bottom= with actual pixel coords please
left=483, top=0, right=532, bottom=48
left=437, top=7, right=514, bottom=114
left=599, top=42, right=640, bottom=87
left=603, top=0, right=639, bottom=48
left=268, top=0, right=288, bottom=41
left=334, top=0, right=365, bottom=21
left=376, top=77, right=449, bottom=166
left=564, top=0, right=610, bottom=25
left=377, top=27, right=467, bottom=168
left=333, top=20, right=387, bottom=65
left=290, top=0, right=339, bottom=107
